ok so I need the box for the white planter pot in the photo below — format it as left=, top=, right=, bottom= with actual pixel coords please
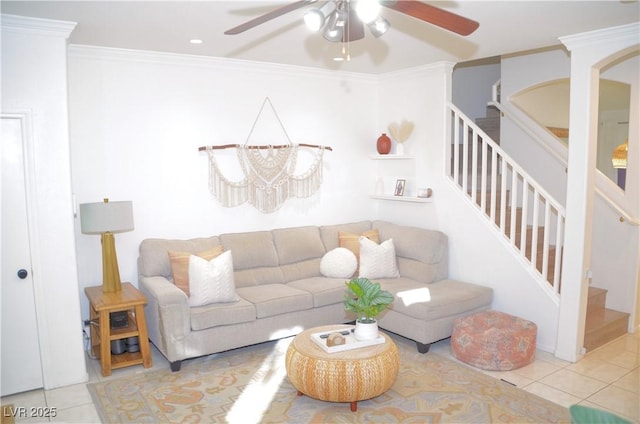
left=354, top=320, right=379, bottom=341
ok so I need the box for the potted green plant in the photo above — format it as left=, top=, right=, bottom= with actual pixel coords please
left=344, top=277, right=394, bottom=341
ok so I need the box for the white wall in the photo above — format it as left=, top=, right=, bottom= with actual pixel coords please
left=592, top=54, right=639, bottom=316
left=68, top=46, right=383, bottom=320
left=67, top=49, right=563, bottom=350
left=600, top=54, right=640, bottom=217
left=511, top=79, right=571, bottom=129
left=501, top=47, right=571, bottom=204
left=374, top=63, right=560, bottom=351
left=374, top=63, right=453, bottom=228
left=452, top=59, right=501, bottom=120
left=1, top=16, right=88, bottom=389
left=500, top=42, right=639, bottom=325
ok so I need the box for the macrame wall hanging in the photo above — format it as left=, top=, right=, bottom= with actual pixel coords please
left=198, top=98, right=332, bottom=213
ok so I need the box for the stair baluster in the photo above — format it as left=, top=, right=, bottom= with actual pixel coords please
left=447, top=103, right=566, bottom=299
left=449, top=98, right=629, bottom=351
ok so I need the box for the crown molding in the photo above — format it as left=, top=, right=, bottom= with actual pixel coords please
left=377, top=61, right=455, bottom=82
left=560, top=22, right=640, bottom=51
left=67, top=44, right=381, bottom=84
left=1, top=14, right=76, bottom=39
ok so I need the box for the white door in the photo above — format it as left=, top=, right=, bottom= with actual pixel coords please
left=1, top=115, right=44, bottom=396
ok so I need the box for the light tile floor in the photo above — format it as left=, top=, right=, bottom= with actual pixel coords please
left=2, top=331, right=638, bottom=423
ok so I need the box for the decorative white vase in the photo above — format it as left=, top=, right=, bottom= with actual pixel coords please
left=354, top=319, right=379, bottom=341
left=395, top=143, right=405, bottom=155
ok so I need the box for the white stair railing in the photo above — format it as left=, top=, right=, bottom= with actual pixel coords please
left=447, top=102, right=565, bottom=298
left=490, top=80, right=638, bottom=227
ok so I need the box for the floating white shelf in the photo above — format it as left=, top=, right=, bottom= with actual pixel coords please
left=370, top=194, right=432, bottom=203
left=369, top=154, right=414, bottom=160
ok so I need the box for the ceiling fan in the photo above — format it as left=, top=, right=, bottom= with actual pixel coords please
left=224, top=0, right=479, bottom=43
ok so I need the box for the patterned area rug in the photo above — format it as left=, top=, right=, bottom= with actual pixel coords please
left=88, top=334, right=570, bottom=423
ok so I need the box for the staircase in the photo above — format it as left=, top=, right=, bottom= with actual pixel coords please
left=448, top=103, right=564, bottom=296
left=585, top=286, right=630, bottom=351
left=448, top=101, right=630, bottom=352
left=475, top=105, right=500, bottom=143
left=465, top=175, right=560, bottom=286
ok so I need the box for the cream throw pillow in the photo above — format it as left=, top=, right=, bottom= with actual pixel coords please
left=188, top=250, right=239, bottom=307
left=168, top=246, right=224, bottom=296
left=320, top=247, right=358, bottom=278
left=358, top=236, right=400, bottom=279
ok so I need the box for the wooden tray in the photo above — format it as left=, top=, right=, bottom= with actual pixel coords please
left=310, top=326, right=386, bottom=353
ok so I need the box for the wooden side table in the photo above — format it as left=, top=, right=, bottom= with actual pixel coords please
left=85, top=282, right=152, bottom=376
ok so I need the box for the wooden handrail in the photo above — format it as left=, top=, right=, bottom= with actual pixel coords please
left=198, top=143, right=333, bottom=152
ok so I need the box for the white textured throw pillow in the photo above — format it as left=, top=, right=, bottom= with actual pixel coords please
left=358, top=236, right=400, bottom=279
left=320, top=247, right=358, bottom=278
left=188, top=250, right=239, bottom=307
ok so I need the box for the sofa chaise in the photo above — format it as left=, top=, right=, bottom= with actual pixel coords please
left=138, top=220, right=493, bottom=371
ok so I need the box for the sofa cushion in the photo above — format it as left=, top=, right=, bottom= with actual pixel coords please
left=374, top=221, right=448, bottom=284
left=287, top=277, right=348, bottom=307
left=190, top=298, right=256, bottom=331
left=233, top=267, right=285, bottom=288
left=358, top=237, right=400, bottom=279
left=280, top=258, right=322, bottom=282
left=272, top=226, right=326, bottom=265
left=219, top=231, right=278, bottom=270
left=236, top=284, right=313, bottom=318
left=139, top=236, right=220, bottom=279
left=319, top=221, right=372, bottom=251
left=188, top=250, right=239, bottom=307
left=168, top=246, right=224, bottom=296
left=379, top=278, right=493, bottom=321
left=320, top=248, right=358, bottom=278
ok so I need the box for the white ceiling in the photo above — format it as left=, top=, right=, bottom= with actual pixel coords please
left=2, top=1, right=639, bottom=74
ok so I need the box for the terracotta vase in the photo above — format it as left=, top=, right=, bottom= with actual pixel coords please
left=376, top=133, right=391, bottom=155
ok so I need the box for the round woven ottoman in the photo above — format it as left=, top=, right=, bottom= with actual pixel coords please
left=285, top=325, right=399, bottom=412
left=451, top=310, right=537, bottom=371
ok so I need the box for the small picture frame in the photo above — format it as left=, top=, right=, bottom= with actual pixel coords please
left=394, top=179, right=406, bottom=196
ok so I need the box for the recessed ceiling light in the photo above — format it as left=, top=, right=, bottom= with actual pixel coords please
left=189, top=39, right=203, bottom=45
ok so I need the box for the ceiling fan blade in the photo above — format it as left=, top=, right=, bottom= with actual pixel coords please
left=225, top=0, right=318, bottom=35
left=382, top=1, right=479, bottom=36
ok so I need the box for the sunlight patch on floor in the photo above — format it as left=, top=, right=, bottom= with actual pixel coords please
left=225, top=338, right=290, bottom=423
left=397, top=287, right=431, bottom=306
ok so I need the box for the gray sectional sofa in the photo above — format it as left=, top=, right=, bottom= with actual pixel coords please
left=138, top=220, right=493, bottom=371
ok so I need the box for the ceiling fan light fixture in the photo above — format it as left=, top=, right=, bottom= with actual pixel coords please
left=304, top=10, right=324, bottom=31
left=322, top=7, right=346, bottom=42
left=322, top=22, right=343, bottom=42
left=368, top=16, right=390, bottom=37
left=304, top=1, right=337, bottom=32
left=355, top=0, right=381, bottom=24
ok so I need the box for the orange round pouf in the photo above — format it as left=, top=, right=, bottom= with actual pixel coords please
left=451, top=310, right=537, bottom=371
